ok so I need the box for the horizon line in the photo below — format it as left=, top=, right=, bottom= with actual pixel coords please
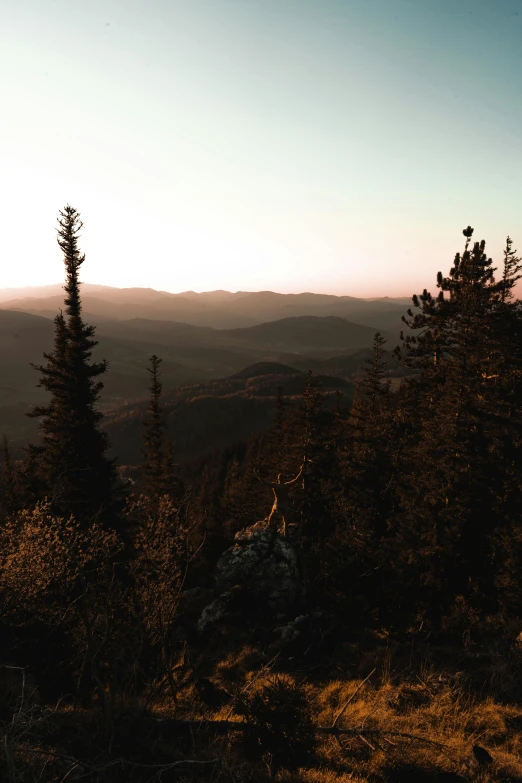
left=0, top=281, right=413, bottom=301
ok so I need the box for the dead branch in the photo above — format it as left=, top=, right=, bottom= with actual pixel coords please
left=319, top=725, right=451, bottom=751
left=357, top=733, right=377, bottom=751
left=151, top=716, right=451, bottom=756
left=331, top=668, right=376, bottom=728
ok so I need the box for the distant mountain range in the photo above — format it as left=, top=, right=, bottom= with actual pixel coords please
left=0, top=284, right=410, bottom=331
left=0, top=284, right=412, bottom=452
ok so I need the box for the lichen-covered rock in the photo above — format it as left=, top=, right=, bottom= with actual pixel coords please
left=214, top=522, right=300, bottom=615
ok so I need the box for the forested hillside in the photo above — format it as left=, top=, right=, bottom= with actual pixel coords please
left=1, top=210, right=522, bottom=782
left=0, top=307, right=400, bottom=448
left=105, top=362, right=353, bottom=463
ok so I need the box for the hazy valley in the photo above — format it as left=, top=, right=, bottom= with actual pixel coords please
left=0, top=286, right=408, bottom=456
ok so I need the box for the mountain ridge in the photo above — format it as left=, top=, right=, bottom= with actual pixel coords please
left=0, top=282, right=412, bottom=301
left=0, top=285, right=410, bottom=332
left=0, top=309, right=402, bottom=447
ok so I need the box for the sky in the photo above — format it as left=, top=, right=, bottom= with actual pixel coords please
left=1, top=0, right=521, bottom=297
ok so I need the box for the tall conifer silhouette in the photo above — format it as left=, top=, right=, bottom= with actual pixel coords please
left=393, top=227, right=522, bottom=624
left=141, top=354, right=181, bottom=501
left=142, top=355, right=165, bottom=492
left=361, top=333, right=391, bottom=409
left=28, top=206, right=115, bottom=522
left=0, top=436, right=18, bottom=519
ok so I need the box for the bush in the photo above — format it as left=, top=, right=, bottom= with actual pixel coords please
left=237, top=675, right=317, bottom=773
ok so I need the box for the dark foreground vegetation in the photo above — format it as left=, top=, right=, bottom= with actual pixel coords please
left=1, top=207, right=522, bottom=781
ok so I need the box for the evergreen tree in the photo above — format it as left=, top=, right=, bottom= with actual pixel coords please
left=293, top=372, right=338, bottom=591
left=500, top=235, right=522, bottom=304
left=221, top=438, right=266, bottom=533
left=330, top=336, right=405, bottom=623
left=28, top=206, right=116, bottom=523
left=142, top=355, right=166, bottom=494
left=261, top=385, right=301, bottom=479
left=487, top=236, right=522, bottom=420
left=0, top=436, right=18, bottom=520
left=361, top=332, right=391, bottom=409
left=484, top=237, right=522, bottom=618
left=393, top=227, right=522, bottom=629
left=299, top=372, right=328, bottom=466
left=271, top=386, right=289, bottom=466
left=141, top=354, right=182, bottom=502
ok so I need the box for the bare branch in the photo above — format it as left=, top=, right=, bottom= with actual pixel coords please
left=331, top=668, right=376, bottom=728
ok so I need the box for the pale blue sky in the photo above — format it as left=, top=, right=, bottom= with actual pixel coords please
left=1, top=0, right=521, bottom=295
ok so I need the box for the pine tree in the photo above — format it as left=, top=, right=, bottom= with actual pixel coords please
left=0, top=436, right=18, bottom=520
left=392, top=227, right=522, bottom=629
left=142, top=354, right=166, bottom=495
left=487, top=236, right=522, bottom=420
left=484, top=237, right=522, bottom=618
left=28, top=206, right=116, bottom=523
left=361, top=333, right=391, bottom=409
left=300, top=372, right=328, bottom=467
left=262, top=385, right=301, bottom=479
left=330, top=336, right=405, bottom=622
left=292, top=372, right=339, bottom=592
left=272, top=386, right=288, bottom=465
left=141, top=354, right=182, bottom=502
left=500, top=236, right=522, bottom=304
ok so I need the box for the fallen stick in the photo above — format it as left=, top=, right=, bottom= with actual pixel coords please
left=336, top=728, right=457, bottom=763
left=357, top=733, right=377, bottom=751
left=320, top=726, right=451, bottom=751
left=331, top=668, right=376, bottom=728
left=153, top=717, right=451, bottom=754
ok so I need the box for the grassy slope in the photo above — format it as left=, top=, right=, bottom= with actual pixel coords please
left=165, top=632, right=522, bottom=783
left=13, top=636, right=521, bottom=782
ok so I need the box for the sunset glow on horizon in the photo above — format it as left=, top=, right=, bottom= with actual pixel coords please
left=1, top=0, right=521, bottom=297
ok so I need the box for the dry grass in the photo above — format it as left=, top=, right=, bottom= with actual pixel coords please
left=180, top=649, right=522, bottom=782
left=277, top=664, right=522, bottom=782
left=4, top=641, right=522, bottom=782
left=147, top=628, right=522, bottom=782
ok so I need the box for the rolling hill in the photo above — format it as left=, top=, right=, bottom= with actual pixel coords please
left=221, top=316, right=396, bottom=351
left=0, top=291, right=408, bottom=451
left=105, top=362, right=354, bottom=464
left=95, top=314, right=397, bottom=353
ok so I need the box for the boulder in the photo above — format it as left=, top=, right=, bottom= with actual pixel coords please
left=215, top=522, right=300, bottom=615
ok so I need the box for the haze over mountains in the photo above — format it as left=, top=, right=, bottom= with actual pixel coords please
left=0, top=283, right=411, bottom=453
left=0, top=283, right=409, bottom=330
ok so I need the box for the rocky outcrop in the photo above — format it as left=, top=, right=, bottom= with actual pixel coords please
left=197, top=522, right=301, bottom=632
left=215, top=522, right=300, bottom=614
